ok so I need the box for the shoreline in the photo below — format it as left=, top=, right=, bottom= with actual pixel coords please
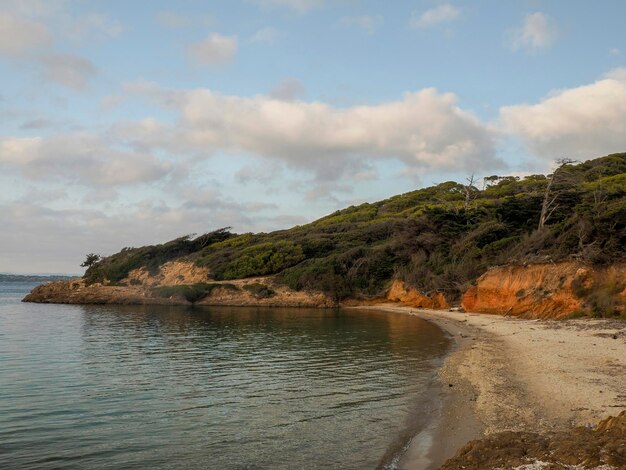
left=354, top=304, right=626, bottom=469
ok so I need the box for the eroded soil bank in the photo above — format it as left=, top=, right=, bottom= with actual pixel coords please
left=24, top=261, right=626, bottom=320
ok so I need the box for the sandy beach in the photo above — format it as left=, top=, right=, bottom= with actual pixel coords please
left=355, top=305, right=626, bottom=469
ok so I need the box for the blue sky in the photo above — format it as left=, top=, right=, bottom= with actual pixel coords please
left=1, top=0, right=626, bottom=273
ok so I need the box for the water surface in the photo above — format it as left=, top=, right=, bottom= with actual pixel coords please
left=0, top=281, right=449, bottom=469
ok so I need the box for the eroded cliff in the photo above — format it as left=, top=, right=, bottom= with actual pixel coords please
left=462, top=262, right=626, bottom=319
left=385, top=280, right=449, bottom=309
left=23, top=260, right=626, bottom=319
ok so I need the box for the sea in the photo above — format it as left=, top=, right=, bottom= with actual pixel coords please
left=0, top=281, right=450, bottom=469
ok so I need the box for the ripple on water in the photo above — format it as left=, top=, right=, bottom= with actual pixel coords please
left=0, top=282, right=450, bottom=470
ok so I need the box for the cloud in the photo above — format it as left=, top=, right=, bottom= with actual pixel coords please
left=610, top=47, right=621, bottom=57
left=180, top=186, right=278, bottom=212
left=0, top=13, right=51, bottom=57
left=189, top=33, right=237, bottom=65
left=0, top=0, right=65, bottom=19
left=269, top=78, right=305, bottom=101
left=501, top=69, right=626, bottom=160
left=156, top=11, right=191, bottom=29
left=0, top=134, right=173, bottom=187
left=251, top=27, right=281, bottom=44
left=124, top=85, right=498, bottom=178
left=410, top=4, right=460, bottom=29
left=249, top=0, right=325, bottom=14
left=509, top=12, right=557, bottom=52
left=64, top=13, right=123, bottom=40
left=38, top=53, right=98, bottom=90
left=304, top=181, right=352, bottom=202
left=340, top=15, right=383, bottom=34
left=20, top=118, right=53, bottom=130
left=0, top=195, right=310, bottom=273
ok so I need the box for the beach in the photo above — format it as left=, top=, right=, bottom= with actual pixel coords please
left=356, top=305, right=626, bottom=469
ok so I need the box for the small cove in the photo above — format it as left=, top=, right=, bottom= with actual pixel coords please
left=1, top=282, right=450, bottom=469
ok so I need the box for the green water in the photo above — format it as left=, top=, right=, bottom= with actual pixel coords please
left=0, top=282, right=450, bottom=469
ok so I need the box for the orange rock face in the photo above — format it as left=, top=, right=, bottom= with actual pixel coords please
left=461, top=263, right=626, bottom=319
left=386, top=280, right=449, bottom=309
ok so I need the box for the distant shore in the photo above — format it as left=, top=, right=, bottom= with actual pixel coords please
left=355, top=305, right=626, bottom=469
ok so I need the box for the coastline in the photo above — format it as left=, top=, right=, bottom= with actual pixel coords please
left=355, top=304, right=626, bottom=469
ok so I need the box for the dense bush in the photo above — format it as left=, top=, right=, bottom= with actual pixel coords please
left=152, top=283, right=238, bottom=303
left=84, top=228, right=233, bottom=285
left=84, top=154, right=626, bottom=302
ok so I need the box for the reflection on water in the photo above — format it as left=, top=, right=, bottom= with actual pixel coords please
left=0, top=283, right=450, bottom=469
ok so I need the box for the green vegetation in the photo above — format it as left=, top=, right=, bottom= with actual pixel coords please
left=84, top=154, right=626, bottom=313
left=80, top=253, right=101, bottom=268
left=242, top=283, right=276, bottom=299
left=84, top=228, right=233, bottom=285
left=152, top=282, right=238, bottom=303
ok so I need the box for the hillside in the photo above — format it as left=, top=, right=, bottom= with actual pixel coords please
left=26, top=153, right=626, bottom=318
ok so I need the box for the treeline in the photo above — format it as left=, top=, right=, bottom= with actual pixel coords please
left=84, top=153, right=626, bottom=301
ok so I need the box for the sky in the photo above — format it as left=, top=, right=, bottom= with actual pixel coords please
left=1, top=0, right=626, bottom=274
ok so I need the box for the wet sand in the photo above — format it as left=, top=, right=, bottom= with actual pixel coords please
left=356, top=305, right=626, bottom=469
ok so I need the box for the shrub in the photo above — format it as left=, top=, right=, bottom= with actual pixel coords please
left=84, top=229, right=234, bottom=285
left=152, top=283, right=238, bottom=303
left=243, top=283, right=276, bottom=299
left=80, top=154, right=626, bottom=301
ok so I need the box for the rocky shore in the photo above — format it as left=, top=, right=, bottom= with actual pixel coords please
left=22, top=261, right=334, bottom=307
left=24, top=261, right=626, bottom=321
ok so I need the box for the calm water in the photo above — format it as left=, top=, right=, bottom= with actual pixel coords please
left=0, top=281, right=450, bottom=469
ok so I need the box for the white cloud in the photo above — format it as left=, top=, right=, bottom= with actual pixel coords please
left=123, top=86, right=498, bottom=178
left=0, top=13, right=51, bottom=57
left=0, top=134, right=173, bottom=187
left=38, top=53, right=98, bottom=90
left=0, top=196, right=309, bottom=273
left=269, top=78, right=305, bottom=101
left=501, top=69, right=626, bottom=160
left=189, top=33, right=238, bottom=65
left=510, top=12, right=557, bottom=52
left=410, top=4, right=460, bottom=29
left=341, top=15, right=383, bottom=34
left=610, top=47, right=621, bottom=56
left=251, top=27, right=281, bottom=44
left=250, top=0, right=325, bottom=14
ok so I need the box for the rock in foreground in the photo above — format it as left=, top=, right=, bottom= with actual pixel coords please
left=441, top=411, right=626, bottom=469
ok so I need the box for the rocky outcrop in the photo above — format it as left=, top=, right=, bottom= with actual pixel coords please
left=23, top=277, right=335, bottom=307
left=23, top=278, right=149, bottom=304
left=23, top=262, right=335, bottom=308
left=24, top=260, right=626, bottom=317
left=441, top=410, right=626, bottom=469
left=462, top=262, right=626, bottom=319
left=385, top=280, right=449, bottom=309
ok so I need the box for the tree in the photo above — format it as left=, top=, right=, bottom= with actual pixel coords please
left=196, top=227, right=233, bottom=248
left=463, top=173, right=478, bottom=211
left=538, top=158, right=578, bottom=230
left=81, top=253, right=101, bottom=268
